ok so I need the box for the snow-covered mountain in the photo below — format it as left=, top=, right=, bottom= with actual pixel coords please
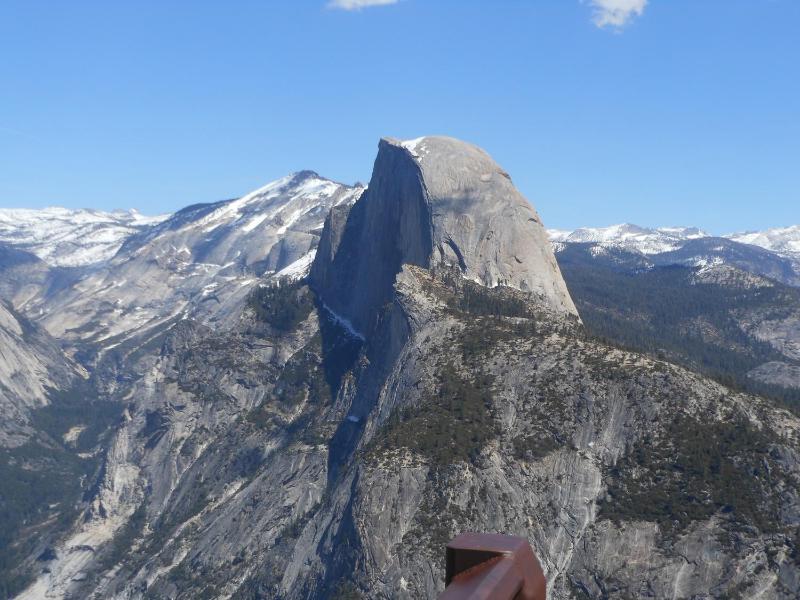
left=651, top=237, right=800, bottom=286
left=548, top=223, right=800, bottom=286
left=549, top=222, right=800, bottom=258
left=3, top=203, right=797, bottom=347
left=547, top=223, right=708, bottom=254
left=0, top=207, right=168, bottom=267
left=21, top=171, right=364, bottom=350
left=727, top=225, right=800, bottom=260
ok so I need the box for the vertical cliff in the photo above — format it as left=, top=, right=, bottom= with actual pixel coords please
left=310, top=136, right=577, bottom=335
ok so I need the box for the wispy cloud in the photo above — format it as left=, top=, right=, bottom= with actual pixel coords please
left=327, top=0, right=399, bottom=10
left=588, top=0, right=648, bottom=29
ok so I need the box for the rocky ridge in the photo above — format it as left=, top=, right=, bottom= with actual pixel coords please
left=311, top=136, right=576, bottom=334
left=7, top=172, right=363, bottom=356
left=3, top=137, right=799, bottom=600
left=554, top=240, right=800, bottom=403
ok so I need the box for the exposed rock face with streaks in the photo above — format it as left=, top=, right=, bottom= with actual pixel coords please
left=273, top=265, right=799, bottom=599
left=2, top=137, right=799, bottom=600
left=311, top=136, right=577, bottom=334
left=0, top=301, right=79, bottom=447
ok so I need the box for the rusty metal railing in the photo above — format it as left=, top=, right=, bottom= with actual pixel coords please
left=439, top=533, right=546, bottom=600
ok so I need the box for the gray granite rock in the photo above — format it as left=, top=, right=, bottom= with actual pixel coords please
left=311, top=136, right=577, bottom=335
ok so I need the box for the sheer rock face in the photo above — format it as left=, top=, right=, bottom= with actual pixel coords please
left=311, top=136, right=577, bottom=334
left=0, top=301, right=79, bottom=447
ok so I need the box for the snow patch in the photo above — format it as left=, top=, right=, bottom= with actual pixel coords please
left=274, top=250, right=317, bottom=280
left=694, top=256, right=724, bottom=274
left=63, top=425, right=87, bottom=444
left=320, top=302, right=365, bottom=341
left=400, top=137, right=429, bottom=159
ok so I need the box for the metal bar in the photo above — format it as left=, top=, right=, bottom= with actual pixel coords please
left=439, top=533, right=546, bottom=600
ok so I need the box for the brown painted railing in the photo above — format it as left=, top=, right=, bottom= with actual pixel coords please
left=439, top=533, right=546, bottom=600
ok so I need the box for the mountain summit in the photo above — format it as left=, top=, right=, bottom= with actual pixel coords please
left=311, top=136, right=577, bottom=333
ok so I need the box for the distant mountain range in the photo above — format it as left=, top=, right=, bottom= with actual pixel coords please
left=0, top=207, right=168, bottom=267
left=548, top=223, right=709, bottom=254
left=555, top=240, right=800, bottom=398
left=549, top=222, right=800, bottom=259
left=3, top=207, right=797, bottom=276
left=548, top=223, right=800, bottom=287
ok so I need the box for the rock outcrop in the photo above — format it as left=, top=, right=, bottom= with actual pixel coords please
left=0, top=300, right=79, bottom=447
left=311, top=136, right=577, bottom=334
left=7, top=137, right=800, bottom=600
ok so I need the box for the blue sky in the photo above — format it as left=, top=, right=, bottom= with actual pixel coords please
left=0, top=0, right=797, bottom=233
